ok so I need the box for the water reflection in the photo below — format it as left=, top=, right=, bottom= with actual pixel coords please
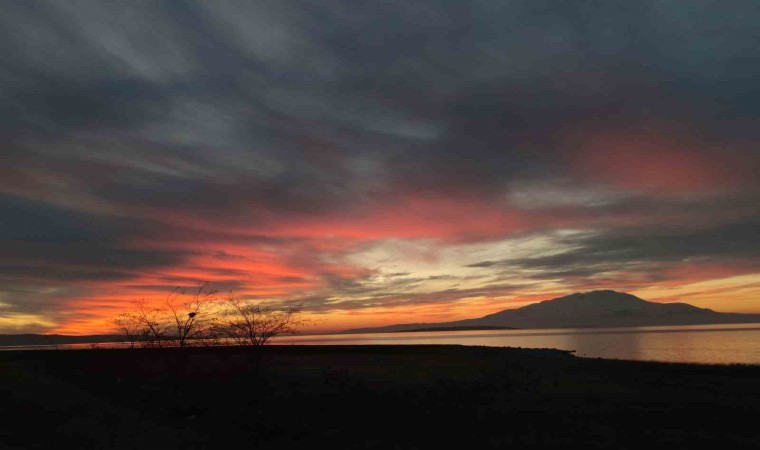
left=276, top=323, right=760, bottom=365
left=4, top=323, right=760, bottom=365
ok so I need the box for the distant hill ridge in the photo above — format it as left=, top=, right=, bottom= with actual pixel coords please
left=0, top=334, right=124, bottom=347
left=342, top=290, right=760, bottom=334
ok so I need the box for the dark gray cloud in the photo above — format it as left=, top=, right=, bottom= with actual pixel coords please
left=4, top=1, right=758, bottom=205
left=295, top=281, right=528, bottom=313
left=0, top=193, right=191, bottom=284
left=470, top=218, right=760, bottom=282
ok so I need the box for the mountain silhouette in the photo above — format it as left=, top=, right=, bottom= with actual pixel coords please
left=342, top=290, right=760, bottom=333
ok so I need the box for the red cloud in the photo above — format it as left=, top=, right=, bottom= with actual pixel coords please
left=569, top=125, right=752, bottom=193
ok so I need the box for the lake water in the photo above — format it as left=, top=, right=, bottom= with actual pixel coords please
left=5, top=323, right=760, bottom=365
left=275, top=323, right=760, bottom=365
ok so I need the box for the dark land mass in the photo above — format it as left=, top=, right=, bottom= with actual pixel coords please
left=1, top=345, right=759, bottom=449
left=394, top=326, right=517, bottom=333
left=0, top=333, right=124, bottom=347
left=343, top=290, right=760, bottom=334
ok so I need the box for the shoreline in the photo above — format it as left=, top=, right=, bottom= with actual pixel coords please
left=2, top=344, right=760, bottom=448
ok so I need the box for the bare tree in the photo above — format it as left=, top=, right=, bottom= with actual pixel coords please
left=114, top=284, right=307, bottom=350
left=165, top=281, right=218, bottom=348
left=220, top=294, right=306, bottom=346
left=112, top=312, right=141, bottom=348
left=194, top=325, right=224, bottom=347
left=132, top=299, right=169, bottom=348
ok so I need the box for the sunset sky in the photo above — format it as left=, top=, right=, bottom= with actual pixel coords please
left=1, top=1, right=759, bottom=335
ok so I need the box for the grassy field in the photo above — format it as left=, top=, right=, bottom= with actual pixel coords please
left=1, top=345, right=759, bottom=449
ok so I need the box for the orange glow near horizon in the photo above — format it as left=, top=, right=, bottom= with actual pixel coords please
left=37, top=188, right=760, bottom=335
left=48, top=246, right=760, bottom=335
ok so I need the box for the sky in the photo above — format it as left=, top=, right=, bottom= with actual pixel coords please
left=1, top=1, right=759, bottom=335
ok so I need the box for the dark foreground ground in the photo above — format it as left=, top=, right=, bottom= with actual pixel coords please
left=1, top=345, right=759, bottom=449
